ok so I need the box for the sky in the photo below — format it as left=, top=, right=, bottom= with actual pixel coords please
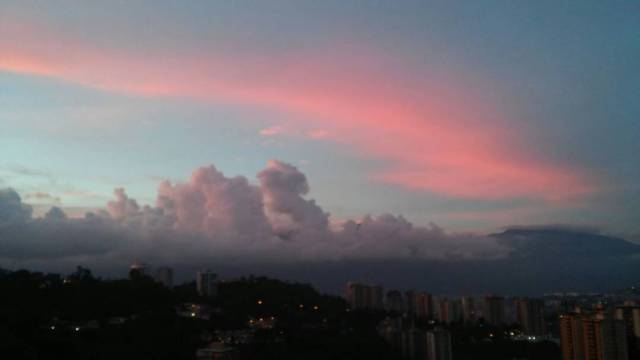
left=1, top=1, right=639, bottom=285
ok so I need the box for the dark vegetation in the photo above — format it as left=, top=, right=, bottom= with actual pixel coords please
left=448, top=322, right=561, bottom=360
left=0, top=267, right=560, bottom=359
left=0, top=267, right=398, bottom=360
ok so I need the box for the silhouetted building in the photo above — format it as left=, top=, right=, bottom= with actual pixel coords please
left=427, top=328, right=452, bottom=360
left=346, top=282, right=367, bottom=309
left=461, top=296, right=476, bottom=323
left=561, top=311, right=586, bottom=360
left=152, top=266, right=173, bottom=288
left=378, top=317, right=451, bottom=360
left=516, top=298, right=546, bottom=335
left=378, top=316, right=404, bottom=349
left=196, top=270, right=218, bottom=297
left=416, top=292, right=433, bottom=319
left=369, top=285, right=385, bottom=310
left=483, top=295, right=506, bottom=326
left=405, top=290, right=417, bottom=316
left=439, top=298, right=462, bottom=324
left=386, top=290, right=405, bottom=313
left=560, top=309, right=628, bottom=360
left=404, top=290, right=433, bottom=318
left=129, top=262, right=149, bottom=280
left=345, top=282, right=384, bottom=310
left=401, top=327, right=429, bottom=360
left=615, top=302, right=640, bottom=357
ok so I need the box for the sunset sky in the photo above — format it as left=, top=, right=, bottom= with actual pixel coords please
left=1, top=0, right=639, bottom=239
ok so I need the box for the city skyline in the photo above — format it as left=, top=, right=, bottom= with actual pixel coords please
left=2, top=2, right=640, bottom=359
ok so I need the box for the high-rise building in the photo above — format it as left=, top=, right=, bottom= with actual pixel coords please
left=439, top=298, right=462, bottom=324
left=461, top=296, right=476, bottom=323
left=196, top=270, right=218, bottom=297
left=437, top=298, right=448, bottom=323
left=593, top=317, right=628, bottom=360
left=483, top=295, right=506, bottom=326
left=153, top=266, right=174, bottom=288
left=560, top=312, right=586, bottom=360
left=401, top=327, right=429, bottom=360
left=404, top=291, right=433, bottom=318
left=346, top=282, right=367, bottom=309
left=560, top=310, right=629, bottom=360
left=377, top=317, right=450, bottom=360
left=515, top=298, right=547, bottom=335
left=615, top=302, right=640, bottom=357
left=432, top=296, right=443, bottom=321
left=129, top=262, right=149, bottom=280
left=386, top=290, right=405, bottom=313
left=427, top=328, right=452, bottom=360
left=416, top=292, right=433, bottom=319
left=378, top=316, right=404, bottom=348
left=345, top=282, right=384, bottom=310
left=369, top=285, right=385, bottom=310
left=405, top=290, right=417, bottom=316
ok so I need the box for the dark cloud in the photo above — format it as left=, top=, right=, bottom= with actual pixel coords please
left=45, top=206, right=68, bottom=221
left=0, top=209, right=121, bottom=260
left=501, top=224, right=602, bottom=235
left=0, top=188, right=33, bottom=225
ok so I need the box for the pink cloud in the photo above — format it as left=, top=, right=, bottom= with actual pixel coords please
left=259, top=125, right=285, bottom=137
left=0, top=20, right=598, bottom=201
left=306, top=130, right=329, bottom=140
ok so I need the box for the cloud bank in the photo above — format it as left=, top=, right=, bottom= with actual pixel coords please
left=0, top=161, right=507, bottom=271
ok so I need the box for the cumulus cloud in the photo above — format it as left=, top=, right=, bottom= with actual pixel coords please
left=0, top=188, right=33, bottom=225
left=44, top=206, right=68, bottom=221
left=258, top=160, right=329, bottom=235
left=336, top=214, right=506, bottom=260
left=156, top=165, right=272, bottom=242
left=0, top=161, right=508, bottom=270
left=106, top=188, right=140, bottom=220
